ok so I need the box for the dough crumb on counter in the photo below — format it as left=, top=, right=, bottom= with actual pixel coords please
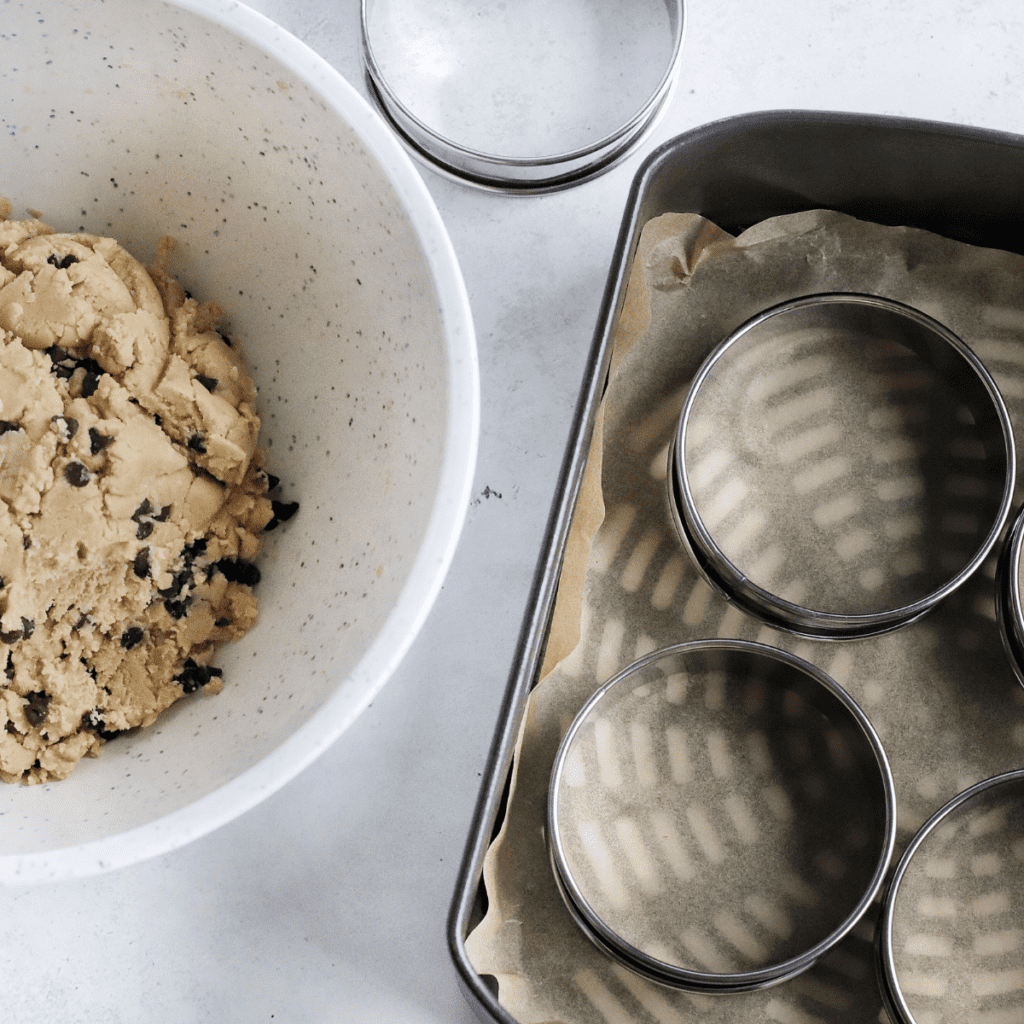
left=0, top=208, right=294, bottom=783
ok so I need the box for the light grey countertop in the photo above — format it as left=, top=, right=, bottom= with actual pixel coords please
left=8, top=1, right=1024, bottom=1021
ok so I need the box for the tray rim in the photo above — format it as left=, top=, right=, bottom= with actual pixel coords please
left=446, top=107, right=1024, bottom=1024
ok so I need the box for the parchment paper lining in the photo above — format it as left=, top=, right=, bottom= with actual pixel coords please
left=466, top=210, right=1024, bottom=1024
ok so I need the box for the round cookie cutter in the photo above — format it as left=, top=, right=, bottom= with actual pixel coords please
left=360, top=0, right=685, bottom=193
left=670, top=293, right=1016, bottom=640
left=877, top=770, right=1024, bottom=1024
left=547, top=640, right=897, bottom=993
left=995, top=504, right=1024, bottom=687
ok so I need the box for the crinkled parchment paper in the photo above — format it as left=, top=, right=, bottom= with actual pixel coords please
left=465, top=210, right=1024, bottom=1024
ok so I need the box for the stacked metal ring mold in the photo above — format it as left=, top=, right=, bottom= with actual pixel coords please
left=547, top=640, right=897, bottom=993
left=669, top=293, right=1016, bottom=640
left=876, top=770, right=1024, bottom=1024
left=995, top=504, right=1024, bottom=687
left=360, top=0, right=685, bottom=193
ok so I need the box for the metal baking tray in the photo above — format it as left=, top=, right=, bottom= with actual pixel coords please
left=446, top=109, right=1024, bottom=1024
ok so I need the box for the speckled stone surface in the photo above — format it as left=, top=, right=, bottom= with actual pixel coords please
left=4, top=0, right=1024, bottom=1021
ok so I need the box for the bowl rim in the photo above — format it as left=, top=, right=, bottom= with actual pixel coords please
left=0, top=0, right=479, bottom=886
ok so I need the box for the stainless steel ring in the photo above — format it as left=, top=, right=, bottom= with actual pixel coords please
left=665, top=433, right=932, bottom=640
left=547, top=640, right=897, bottom=993
left=360, top=0, right=685, bottom=193
left=672, top=293, right=1016, bottom=640
left=995, top=504, right=1024, bottom=687
left=876, top=770, right=1024, bottom=1024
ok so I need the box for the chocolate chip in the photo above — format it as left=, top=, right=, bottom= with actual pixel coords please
left=157, top=569, right=187, bottom=600
left=51, top=414, right=79, bottom=439
left=88, top=427, right=114, bottom=454
left=4, top=652, right=13, bottom=679
left=174, top=657, right=222, bottom=694
left=187, top=433, right=207, bottom=454
left=4, top=721, right=17, bottom=734
left=135, top=501, right=171, bottom=523
left=164, top=597, right=192, bottom=620
left=153, top=538, right=209, bottom=613
left=133, top=547, right=150, bottom=579
left=196, top=374, right=218, bottom=392
left=214, top=557, right=261, bottom=586
left=218, top=331, right=233, bottom=348
left=0, top=421, right=20, bottom=435
left=2, top=619, right=33, bottom=645
left=266, top=473, right=281, bottom=491
left=45, top=347, right=106, bottom=389
left=120, top=626, right=144, bottom=650
left=23, top=691, right=51, bottom=727
left=78, top=355, right=105, bottom=377
left=183, top=537, right=208, bottom=561
left=47, top=253, right=79, bottom=269
left=80, top=709, right=120, bottom=741
left=22, top=536, right=31, bottom=550
left=214, top=617, right=230, bottom=628
left=264, top=499, right=299, bottom=532
left=64, top=462, right=90, bottom=487
left=154, top=413, right=163, bottom=428
left=45, top=346, right=76, bottom=379
left=132, top=499, right=154, bottom=521
left=136, top=520, right=154, bottom=541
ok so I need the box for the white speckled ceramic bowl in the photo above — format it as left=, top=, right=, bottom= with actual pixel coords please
left=0, top=0, right=478, bottom=883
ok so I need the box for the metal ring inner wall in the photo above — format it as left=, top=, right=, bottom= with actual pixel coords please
left=877, top=770, right=1024, bottom=1024
left=665, top=433, right=934, bottom=640
left=672, top=293, right=1016, bottom=640
left=548, top=640, right=897, bottom=993
left=995, top=504, right=1024, bottom=687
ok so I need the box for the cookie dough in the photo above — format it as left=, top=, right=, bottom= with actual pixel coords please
left=0, top=201, right=289, bottom=783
